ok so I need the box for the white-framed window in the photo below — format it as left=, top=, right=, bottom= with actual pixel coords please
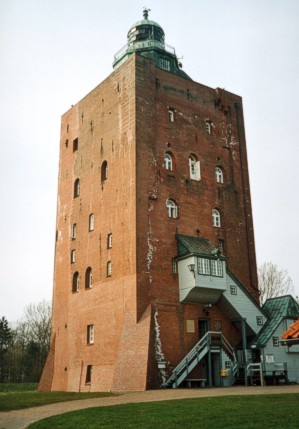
left=89, top=214, right=94, bottom=231
left=212, top=209, right=221, bottom=227
left=211, top=260, right=223, bottom=277
left=215, top=167, right=224, bottom=184
left=230, top=285, right=237, bottom=295
left=160, top=57, right=170, bottom=70
left=107, top=261, right=112, bottom=277
left=71, top=249, right=76, bottom=264
left=71, top=223, right=77, bottom=240
left=197, top=258, right=210, bottom=275
left=225, top=361, right=231, bottom=369
left=85, top=267, right=92, bottom=289
left=256, top=316, right=263, bottom=326
left=72, top=271, right=79, bottom=293
left=107, top=233, right=112, bottom=249
left=74, top=179, right=80, bottom=198
left=166, top=199, right=178, bottom=219
left=168, top=108, right=175, bottom=122
left=205, top=121, right=212, bottom=134
left=87, top=324, right=94, bottom=344
left=85, top=365, right=92, bottom=384
left=164, top=152, right=173, bottom=171
left=188, top=155, right=200, bottom=181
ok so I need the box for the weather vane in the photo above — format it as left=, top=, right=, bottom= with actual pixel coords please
left=143, top=6, right=151, bottom=20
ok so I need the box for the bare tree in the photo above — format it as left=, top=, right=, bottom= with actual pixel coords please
left=16, top=300, right=52, bottom=381
left=258, top=262, right=295, bottom=305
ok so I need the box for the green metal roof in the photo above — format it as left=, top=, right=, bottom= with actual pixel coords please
left=252, top=295, right=299, bottom=347
left=176, top=234, right=223, bottom=259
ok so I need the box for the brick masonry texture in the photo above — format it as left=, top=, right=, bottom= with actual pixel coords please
left=39, top=53, right=258, bottom=392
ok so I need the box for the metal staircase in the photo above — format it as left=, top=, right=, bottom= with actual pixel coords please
left=162, top=331, right=238, bottom=388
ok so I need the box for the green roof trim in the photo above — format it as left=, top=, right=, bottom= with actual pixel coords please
left=252, top=295, right=299, bottom=347
left=176, top=234, right=224, bottom=259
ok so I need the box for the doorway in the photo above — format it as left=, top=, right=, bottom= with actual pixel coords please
left=198, top=319, right=210, bottom=338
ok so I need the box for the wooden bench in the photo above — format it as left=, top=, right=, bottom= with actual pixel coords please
left=185, top=378, right=207, bottom=388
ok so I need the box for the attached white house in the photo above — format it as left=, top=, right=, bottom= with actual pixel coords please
left=162, top=235, right=299, bottom=388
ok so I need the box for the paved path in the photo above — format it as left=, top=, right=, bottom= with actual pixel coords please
left=1, top=385, right=299, bottom=429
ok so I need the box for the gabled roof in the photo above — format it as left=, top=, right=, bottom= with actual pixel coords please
left=176, top=234, right=223, bottom=259
left=252, top=295, right=299, bottom=347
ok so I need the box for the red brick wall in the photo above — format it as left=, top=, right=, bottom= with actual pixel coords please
left=44, top=52, right=258, bottom=391
left=134, top=54, right=258, bottom=381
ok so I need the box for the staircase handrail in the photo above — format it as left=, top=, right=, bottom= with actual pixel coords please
left=246, top=362, right=262, bottom=376
left=162, top=331, right=211, bottom=387
left=163, top=331, right=238, bottom=387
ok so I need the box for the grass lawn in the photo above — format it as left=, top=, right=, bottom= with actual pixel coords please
left=27, top=394, right=299, bottom=429
left=0, top=383, right=116, bottom=411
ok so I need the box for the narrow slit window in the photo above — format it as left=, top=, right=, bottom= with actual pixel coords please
left=101, top=161, right=108, bottom=182
left=72, top=272, right=79, bottom=293
left=87, top=324, right=94, bottom=344
left=107, top=233, right=112, bottom=249
left=73, top=138, right=78, bottom=151
left=74, top=179, right=80, bottom=198
left=89, top=214, right=94, bottom=231
left=85, top=365, right=92, bottom=384
left=71, top=223, right=77, bottom=240
left=85, top=267, right=92, bottom=289
left=107, top=261, right=112, bottom=277
left=71, top=249, right=76, bottom=264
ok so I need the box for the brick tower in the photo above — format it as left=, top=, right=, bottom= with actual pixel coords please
left=39, top=10, right=262, bottom=392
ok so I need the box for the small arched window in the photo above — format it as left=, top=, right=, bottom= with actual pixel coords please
left=85, top=267, right=92, bottom=289
left=101, top=161, right=108, bottom=182
left=89, top=213, right=94, bottom=231
left=74, top=179, right=80, bottom=198
left=166, top=199, right=178, bottom=219
left=189, top=155, right=200, bottom=181
left=215, top=167, right=224, bottom=184
left=164, top=152, right=173, bottom=171
left=72, top=272, right=79, bottom=293
left=212, top=209, right=221, bottom=227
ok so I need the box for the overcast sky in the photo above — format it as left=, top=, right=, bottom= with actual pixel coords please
left=1, top=0, right=299, bottom=322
